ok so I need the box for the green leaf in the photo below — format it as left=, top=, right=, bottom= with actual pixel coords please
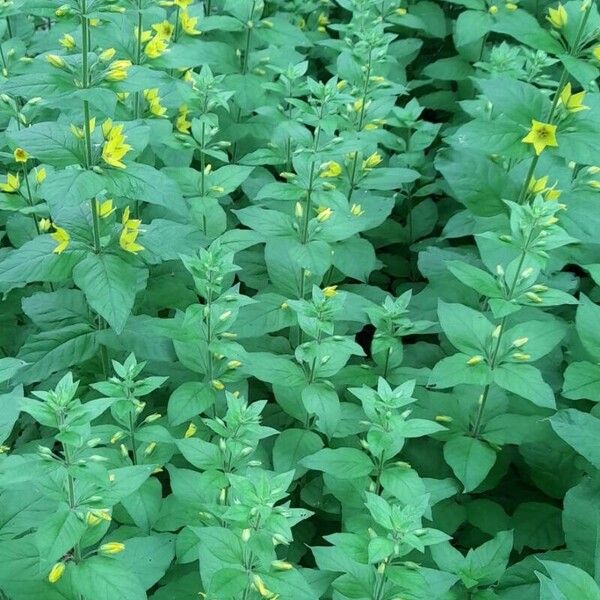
left=549, top=409, right=600, bottom=468
left=512, top=502, right=564, bottom=552
left=73, top=253, right=148, bottom=334
left=8, top=122, right=83, bottom=167
left=563, top=361, right=600, bottom=402
left=493, top=363, right=555, bottom=408
left=539, top=561, right=600, bottom=600
left=576, top=294, right=600, bottom=359
left=272, top=428, right=324, bottom=476
left=168, top=382, right=215, bottom=426
left=16, top=324, right=100, bottom=385
left=117, top=534, right=175, bottom=589
left=35, top=504, right=86, bottom=564
left=438, top=301, right=493, bottom=354
left=301, top=448, right=374, bottom=479
left=75, top=556, right=146, bottom=600
left=0, top=236, right=85, bottom=292
left=454, top=10, right=492, bottom=47
left=443, top=436, right=496, bottom=492
left=40, top=169, right=105, bottom=210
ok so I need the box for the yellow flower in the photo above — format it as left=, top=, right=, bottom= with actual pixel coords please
left=89, top=17, right=100, bottom=26
left=13, top=148, right=29, bottom=163
left=512, top=352, right=531, bottom=361
left=39, top=218, right=52, bottom=232
left=466, top=355, right=484, bottom=366
left=522, top=120, right=558, bottom=155
left=180, top=10, right=201, bottom=35
left=176, top=105, right=192, bottom=133
left=96, top=199, right=115, bottom=218
left=99, top=542, right=125, bottom=555
left=528, top=174, right=549, bottom=194
left=144, top=35, right=169, bottom=59
left=59, top=34, right=76, bottom=50
left=252, top=575, right=271, bottom=598
left=48, top=562, right=65, bottom=584
left=395, top=7, right=407, bottom=15
left=152, top=20, right=175, bottom=39
left=102, top=122, right=132, bottom=169
left=184, top=422, right=197, bottom=438
left=51, top=226, right=70, bottom=254
left=352, top=98, right=364, bottom=112
left=317, top=13, right=329, bottom=32
left=559, top=83, right=589, bottom=113
left=512, top=337, right=528, bottom=347
left=120, top=226, right=144, bottom=253
left=547, top=3, right=567, bottom=28
left=362, top=152, right=383, bottom=169
left=489, top=5, right=498, bottom=13
left=350, top=203, right=364, bottom=216
left=46, top=54, right=65, bottom=68
left=0, top=172, right=20, bottom=193
left=99, top=48, right=116, bottom=61
left=35, top=167, right=47, bottom=184
left=322, top=285, right=338, bottom=298
left=211, top=379, right=225, bottom=391
left=593, top=46, right=600, bottom=60
left=70, top=117, right=96, bottom=139
left=106, top=59, right=132, bottom=81
left=316, top=206, right=333, bottom=222
left=144, top=88, right=159, bottom=103
left=505, top=2, right=518, bottom=10
left=336, top=80, right=347, bottom=91
left=86, top=509, right=111, bottom=526
left=271, top=560, right=294, bottom=571
left=319, top=161, right=342, bottom=178
left=545, top=185, right=561, bottom=201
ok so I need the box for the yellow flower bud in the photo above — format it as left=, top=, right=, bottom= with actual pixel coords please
left=48, top=562, right=66, bottom=583
left=46, top=54, right=65, bottom=68
left=184, top=422, right=197, bottom=438
left=466, top=355, right=484, bottom=366
left=99, top=542, right=125, bottom=555
left=13, top=148, right=29, bottom=163
left=271, top=560, right=294, bottom=571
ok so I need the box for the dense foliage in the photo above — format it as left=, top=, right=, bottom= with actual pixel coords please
left=1, top=0, right=600, bottom=598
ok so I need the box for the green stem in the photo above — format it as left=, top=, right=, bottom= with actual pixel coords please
left=128, top=411, right=138, bottom=464
left=20, top=164, right=40, bottom=234
left=81, top=1, right=109, bottom=378
left=517, top=154, right=540, bottom=204
left=5, top=17, right=12, bottom=39
left=200, top=121, right=208, bottom=233
left=471, top=227, right=535, bottom=437
left=61, top=435, right=82, bottom=600
left=548, top=7, right=592, bottom=120
left=133, top=0, right=144, bottom=120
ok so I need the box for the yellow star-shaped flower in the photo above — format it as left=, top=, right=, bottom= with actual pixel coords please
left=522, top=120, right=558, bottom=155
left=559, top=83, right=589, bottom=113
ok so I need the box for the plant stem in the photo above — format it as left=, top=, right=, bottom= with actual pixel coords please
left=20, top=164, right=40, bottom=234
left=128, top=411, right=138, bottom=464
left=471, top=226, right=535, bottom=437
left=81, top=0, right=109, bottom=378
left=133, top=0, right=144, bottom=120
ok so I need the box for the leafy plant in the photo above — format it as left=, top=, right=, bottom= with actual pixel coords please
left=1, top=0, right=600, bottom=599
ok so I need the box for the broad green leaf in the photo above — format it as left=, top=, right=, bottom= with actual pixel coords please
left=493, top=363, right=555, bottom=408
left=301, top=448, right=374, bottom=479
left=443, top=436, right=496, bottom=492
left=73, top=253, right=148, bottom=334
left=549, top=409, right=600, bottom=468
